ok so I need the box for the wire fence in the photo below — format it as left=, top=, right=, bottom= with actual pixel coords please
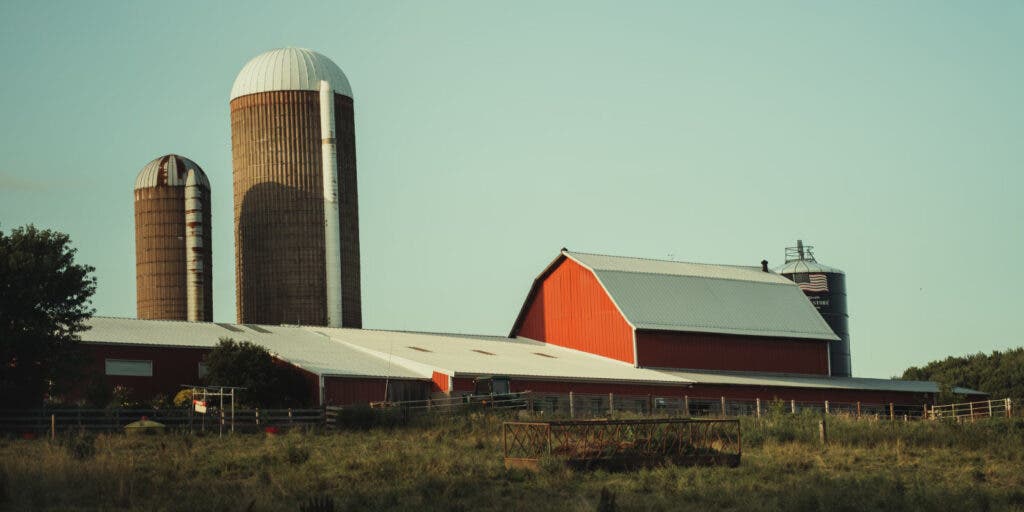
left=1, top=395, right=1013, bottom=436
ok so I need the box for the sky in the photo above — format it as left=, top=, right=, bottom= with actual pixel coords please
left=1, top=1, right=1021, bottom=379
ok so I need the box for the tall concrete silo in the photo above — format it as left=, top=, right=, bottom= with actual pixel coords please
left=777, top=240, right=850, bottom=377
left=134, top=154, right=213, bottom=321
left=229, top=47, right=361, bottom=327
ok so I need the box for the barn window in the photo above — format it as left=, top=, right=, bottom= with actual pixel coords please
left=198, top=362, right=209, bottom=379
left=105, top=359, right=153, bottom=377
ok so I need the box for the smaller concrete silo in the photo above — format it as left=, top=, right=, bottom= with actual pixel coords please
left=777, top=241, right=850, bottom=377
left=134, top=154, right=212, bottom=321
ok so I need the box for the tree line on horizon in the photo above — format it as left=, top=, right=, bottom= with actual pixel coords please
left=900, top=347, right=1024, bottom=401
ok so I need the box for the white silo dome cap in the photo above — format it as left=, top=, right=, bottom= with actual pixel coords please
left=230, top=47, right=353, bottom=101
left=135, top=154, right=209, bottom=190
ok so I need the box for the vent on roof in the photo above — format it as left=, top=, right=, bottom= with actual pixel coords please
left=245, top=324, right=271, bottom=334
left=216, top=323, right=244, bottom=332
left=408, top=346, right=432, bottom=352
left=472, top=349, right=496, bottom=356
left=534, top=352, right=556, bottom=358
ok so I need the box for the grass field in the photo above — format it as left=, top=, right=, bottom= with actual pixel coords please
left=2, top=412, right=1023, bottom=511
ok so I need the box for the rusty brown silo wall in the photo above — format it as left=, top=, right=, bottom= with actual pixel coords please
left=135, top=185, right=214, bottom=321
left=230, top=91, right=361, bottom=327
left=135, top=186, right=187, bottom=320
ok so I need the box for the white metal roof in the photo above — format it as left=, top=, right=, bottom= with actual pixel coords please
left=564, top=251, right=839, bottom=341
left=82, top=317, right=423, bottom=379
left=134, top=155, right=209, bottom=191
left=656, top=368, right=950, bottom=394
left=308, top=327, right=696, bottom=386
left=230, top=47, right=353, bottom=101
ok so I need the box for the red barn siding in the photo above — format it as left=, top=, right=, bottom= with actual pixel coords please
left=81, top=344, right=209, bottom=401
left=452, top=377, right=476, bottom=394
left=636, top=331, right=830, bottom=375
left=432, top=371, right=451, bottom=393
left=687, top=384, right=934, bottom=406
left=516, top=257, right=635, bottom=363
left=510, top=379, right=689, bottom=396
left=323, top=378, right=387, bottom=406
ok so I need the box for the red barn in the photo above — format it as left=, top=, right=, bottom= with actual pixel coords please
left=78, top=317, right=428, bottom=406
left=511, top=250, right=838, bottom=375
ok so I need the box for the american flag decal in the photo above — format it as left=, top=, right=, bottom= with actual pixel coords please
left=798, top=273, right=829, bottom=293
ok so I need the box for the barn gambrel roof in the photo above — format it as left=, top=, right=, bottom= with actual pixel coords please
left=512, top=250, right=839, bottom=342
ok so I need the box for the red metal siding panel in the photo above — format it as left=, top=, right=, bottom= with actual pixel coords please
left=508, top=379, right=932, bottom=406
left=432, top=371, right=451, bottom=393
left=516, top=258, right=635, bottom=363
left=687, top=384, right=934, bottom=405
left=510, top=379, right=689, bottom=396
left=81, top=344, right=209, bottom=402
left=637, top=331, right=829, bottom=375
left=452, top=377, right=476, bottom=393
left=323, top=378, right=387, bottom=406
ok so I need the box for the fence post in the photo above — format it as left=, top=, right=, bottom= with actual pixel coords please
left=1007, top=398, right=1012, bottom=418
left=856, top=401, right=861, bottom=419
left=648, top=395, right=654, bottom=416
left=527, top=395, right=534, bottom=413
left=608, top=393, right=614, bottom=414
left=569, top=392, right=575, bottom=419
left=790, top=400, right=796, bottom=415
left=819, top=416, right=827, bottom=445
left=288, top=408, right=293, bottom=425
left=255, top=408, right=260, bottom=426
left=824, top=400, right=829, bottom=414
left=756, top=398, right=761, bottom=418
left=889, top=403, right=894, bottom=421
left=683, top=395, right=690, bottom=417
left=969, top=402, right=974, bottom=421
left=720, top=397, right=727, bottom=418
left=988, top=400, right=993, bottom=418
left=51, top=414, right=56, bottom=441
left=922, top=404, right=927, bottom=420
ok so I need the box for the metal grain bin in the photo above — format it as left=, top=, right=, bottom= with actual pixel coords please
left=776, top=241, right=851, bottom=377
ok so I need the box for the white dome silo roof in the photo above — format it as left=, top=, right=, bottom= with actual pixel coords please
left=135, top=154, right=209, bottom=190
left=230, top=47, right=353, bottom=101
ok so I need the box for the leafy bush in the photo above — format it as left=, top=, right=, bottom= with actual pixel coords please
left=202, top=338, right=311, bottom=407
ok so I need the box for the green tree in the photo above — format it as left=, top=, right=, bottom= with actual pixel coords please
left=0, top=224, right=96, bottom=408
left=900, top=347, right=1024, bottom=402
left=203, top=338, right=311, bottom=407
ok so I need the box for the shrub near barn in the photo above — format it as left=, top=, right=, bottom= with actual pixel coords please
left=202, top=338, right=311, bottom=407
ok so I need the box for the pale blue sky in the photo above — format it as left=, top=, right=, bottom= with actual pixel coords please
left=1, top=1, right=1021, bottom=378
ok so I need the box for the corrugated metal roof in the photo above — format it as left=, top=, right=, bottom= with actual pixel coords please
left=657, top=368, right=950, bottom=394
left=230, top=47, right=352, bottom=101
left=82, top=317, right=423, bottom=379
left=565, top=251, right=839, bottom=341
left=134, top=154, right=209, bottom=191
left=308, top=327, right=696, bottom=386
left=569, top=252, right=790, bottom=284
